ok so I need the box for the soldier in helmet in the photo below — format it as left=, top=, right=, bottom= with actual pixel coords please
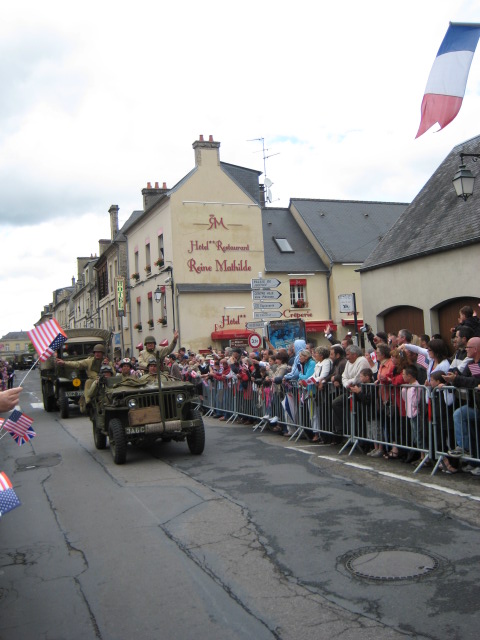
left=138, top=330, right=179, bottom=369
left=84, top=364, right=115, bottom=405
left=56, top=344, right=114, bottom=413
left=141, top=357, right=160, bottom=384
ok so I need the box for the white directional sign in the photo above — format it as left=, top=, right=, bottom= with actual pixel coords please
left=246, top=321, right=265, bottom=330
left=251, top=278, right=281, bottom=289
left=253, top=311, right=282, bottom=319
left=252, top=289, right=282, bottom=300
left=253, top=302, right=282, bottom=310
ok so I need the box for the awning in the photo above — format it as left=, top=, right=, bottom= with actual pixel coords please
left=341, top=319, right=364, bottom=327
left=211, top=329, right=253, bottom=341
left=305, top=321, right=337, bottom=333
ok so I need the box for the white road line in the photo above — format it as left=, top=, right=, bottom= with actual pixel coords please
left=286, top=447, right=480, bottom=503
left=30, top=403, right=44, bottom=409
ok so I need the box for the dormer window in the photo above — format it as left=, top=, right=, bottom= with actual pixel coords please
left=273, top=237, right=294, bottom=253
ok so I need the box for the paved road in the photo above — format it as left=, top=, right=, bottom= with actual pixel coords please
left=1, top=372, right=479, bottom=639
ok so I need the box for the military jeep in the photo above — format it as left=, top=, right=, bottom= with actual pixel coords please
left=40, top=328, right=112, bottom=418
left=89, top=373, right=205, bottom=464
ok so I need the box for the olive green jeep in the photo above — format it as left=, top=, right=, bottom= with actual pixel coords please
left=89, top=372, right=205, bottom=464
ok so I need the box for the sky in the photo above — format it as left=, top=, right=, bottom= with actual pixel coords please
left=1, top=0, right=480, bottom=339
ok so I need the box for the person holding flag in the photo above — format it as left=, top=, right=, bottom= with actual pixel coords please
left=0, top=388, right=22, bottom=413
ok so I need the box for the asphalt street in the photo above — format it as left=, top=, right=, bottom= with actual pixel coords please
left=1, top=371, right=479, bottom=640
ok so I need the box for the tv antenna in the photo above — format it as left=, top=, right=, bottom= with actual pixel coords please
left=247, top=137, right=280, bottom=179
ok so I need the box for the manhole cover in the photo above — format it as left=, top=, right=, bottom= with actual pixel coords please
left=343, top=547, right=439, bottom=582
left=16, top=453, right=62, bottom=471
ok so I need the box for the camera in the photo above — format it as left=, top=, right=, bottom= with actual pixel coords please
left=360, top=323, right=371, bottom=333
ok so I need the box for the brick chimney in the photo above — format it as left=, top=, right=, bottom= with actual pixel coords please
left=109, top=205, right=119, bottom=241
left=193, top=134, right=220, bottom=167
left=142, top=181, right=168, bottom=210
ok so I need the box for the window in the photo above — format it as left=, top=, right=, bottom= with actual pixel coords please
left=274, top=237, right=294, bottom=253
left=290, top=278, right=307, bottom=308
left=15, top=343, right=20, bottom=352
left=158, top=234, right=164, bottom=259
left=134, top=251, right=139, bottom=274
left=145, top=243, right=151, bottom=267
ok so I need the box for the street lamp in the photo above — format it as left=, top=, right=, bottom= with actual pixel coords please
left=452, top=153, right=480, bottom=201
left=154, top=266, right=175, bottom=331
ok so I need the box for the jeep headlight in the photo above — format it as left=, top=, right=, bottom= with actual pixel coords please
left=70, top=371, right=78, bottom=379
left=128, top=398, right=138, bottom=409
left=176, top=393, right=186, bottom=405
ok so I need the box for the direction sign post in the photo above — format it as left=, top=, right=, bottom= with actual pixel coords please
left=253, top=302, right=282, bottom=310
left=252, top=290, right=282, bottom=300
left=251, top=278, right=281, bottom=289
left=253, top=311, right=282, bottom=319
left=246, top=321, right=265, bottom=330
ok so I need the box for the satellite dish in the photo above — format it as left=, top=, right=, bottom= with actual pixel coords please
left=264, top=178, right=273, bottom=188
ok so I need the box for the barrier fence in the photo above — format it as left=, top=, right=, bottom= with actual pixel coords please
left=195, top=378, right=480, bottom=476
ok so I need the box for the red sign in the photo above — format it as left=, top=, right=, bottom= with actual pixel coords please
left=248, top=333, right=262, bottom=349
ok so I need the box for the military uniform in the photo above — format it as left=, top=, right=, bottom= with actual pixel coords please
left=138, top=335, right=178, bottom=369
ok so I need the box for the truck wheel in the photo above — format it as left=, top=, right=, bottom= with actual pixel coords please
left=109, top=418, right=127, bottom=465
left=187, top=409, right=205, bottom=455
left=92, top=419, right=107, bottom=450
left=58, top=388, right=69, bottom=419
left=42, top=382, right=55, bottom=412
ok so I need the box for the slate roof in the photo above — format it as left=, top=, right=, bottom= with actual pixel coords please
left=290, top=199, right=408, bottom=264
left=262, top=208, right=328, bottom=273
left=221, top=162, right=262, bottom=204
left=360, top=134, right=480, bottom=272
left=1, top=331, right=30, bottom=340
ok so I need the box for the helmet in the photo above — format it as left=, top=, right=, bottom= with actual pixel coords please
left=144, top=336, right=156, bottom=345
left=120, top=358, right=131, bottom=366
left=147, top=356, right=157, bottom=365
left=93, top=344, right=106, bottom=353
left=100, top=365, right=113, bottom=374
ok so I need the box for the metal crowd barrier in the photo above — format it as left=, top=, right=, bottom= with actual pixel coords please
left=195, top=377, right=480, bottom=475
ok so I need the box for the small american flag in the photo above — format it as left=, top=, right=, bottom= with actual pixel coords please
left=417, top=353, right=428, bottom=370
left=0, top=471, right=21, bottom=516
left=468, top=361, right=480, bottom=377
left=28, top=318, right=67, bottom=362
left=2, top=410, right=36, bottom=446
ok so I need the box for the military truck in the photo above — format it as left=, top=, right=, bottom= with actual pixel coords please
left=89, top=373, right=204, bottom=464
left=40, top=328, right=111, bottom=418
left=16, top=353, right=35, bottom=370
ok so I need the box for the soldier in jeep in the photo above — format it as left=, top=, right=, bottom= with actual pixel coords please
left=56, top=344, right=114, bottom=412
left=138, top=331, right=179, bottom=369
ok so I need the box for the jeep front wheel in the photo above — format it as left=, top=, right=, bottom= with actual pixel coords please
left=186, top=409, right=205, bottom=455
left=58, top=388, right=69, bottom=419
left=108, top=418, right=127, bottom=464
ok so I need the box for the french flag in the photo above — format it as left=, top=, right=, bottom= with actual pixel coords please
left=416, top=23, right=480, bottom=138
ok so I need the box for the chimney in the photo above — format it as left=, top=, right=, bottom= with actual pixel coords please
left=109, top=204, right=119, bottom=241
left=259, top=184, right=266, bottom=209
left=193, top=134, right=220, bottom=167
left=72, top=277, right=76, bottom=287
left=142, top=181, right=168, bottom=210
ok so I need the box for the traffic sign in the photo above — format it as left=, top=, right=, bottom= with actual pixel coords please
left=252, top=289, right=281, bottom=300
left=338, top=293, right=354, bottom=313
left=253, top=311, right=282, bottom=319
left=248, top=333, right=262, bottom=349
left=246, top=321, right=265, bottom=330
left=253, top=302, right=282, bottom=310
left=251, top=278, right=281, bottom=289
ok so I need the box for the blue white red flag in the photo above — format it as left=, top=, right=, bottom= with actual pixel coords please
left=28, top=318, right=67, bottom=361
left=0, top=471, right=21, bottom=516
left=416, top=23, right=480, bottom=138
left=2, top=410, right=36, bottom=446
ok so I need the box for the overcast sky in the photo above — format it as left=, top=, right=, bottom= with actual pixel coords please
left=1, top=0, right=479, bottom=340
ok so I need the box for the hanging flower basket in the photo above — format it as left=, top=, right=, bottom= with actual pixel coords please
left=154, top=258, right=164, bottom=268
left=157, top=317, right=167, bottom=326
left=147, top=319, right=154, bottom=328
left=294, top=299, right=306, bottom=308
left=131, top=272, right=140, bottom=281
left=144, top=264, right=152, bottom=274
left=134, top=323, right=142, bottom=331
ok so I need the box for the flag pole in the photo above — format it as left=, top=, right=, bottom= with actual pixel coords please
left=18, top=357, right=41, bottom=387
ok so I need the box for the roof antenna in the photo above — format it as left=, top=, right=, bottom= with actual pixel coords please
left=247, top=137, right=279, bottom=204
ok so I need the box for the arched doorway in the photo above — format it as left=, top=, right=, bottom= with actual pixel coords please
left=383, top=306, right=425, bottom=338
left=437, top=297, right=480, bottom=346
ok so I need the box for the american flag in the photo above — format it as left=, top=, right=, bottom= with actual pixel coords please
left=28, top=318, right=67, bottom=362
left=0, top=471, right=21, bottom=516
left=417, top=353, right=428, bottom=370
left=468, top=361, right=480, bottom=377
left=2, top=410, right=36, bottom=446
